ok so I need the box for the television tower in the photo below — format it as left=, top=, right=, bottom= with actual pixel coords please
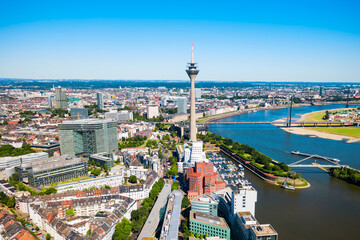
left=186, top=44, right=199, bottom=142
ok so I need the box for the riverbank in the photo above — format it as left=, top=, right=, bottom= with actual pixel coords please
left=276, top=176, right=311, bottom=189
left=199, top=101, right=360, bottom=123
left=278, top=107, right=360, bottom=143
left=281, top=127, right=360, bottom=143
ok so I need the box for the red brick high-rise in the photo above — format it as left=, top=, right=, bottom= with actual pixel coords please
left=186, top=162, right=225, bottom=200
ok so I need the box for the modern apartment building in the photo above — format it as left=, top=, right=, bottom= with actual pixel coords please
left=58, top=119, right=117, bottom=157
left=190, top=211, right=231, bottom=240
left=147, top=104, right=159, bottom=119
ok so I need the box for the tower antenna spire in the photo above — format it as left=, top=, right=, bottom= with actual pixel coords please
left=191, top=43, right=194, bottom=63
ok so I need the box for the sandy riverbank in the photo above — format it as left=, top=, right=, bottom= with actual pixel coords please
left=281, top=127, right=360, bottom=143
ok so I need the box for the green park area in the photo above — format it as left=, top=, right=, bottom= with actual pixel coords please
left=303, top=110, right=334, bottom=122
left=309, top=127, right=360, bottom=138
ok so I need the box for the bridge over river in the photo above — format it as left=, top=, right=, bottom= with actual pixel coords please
left=202, top=121, right=359, bottom=127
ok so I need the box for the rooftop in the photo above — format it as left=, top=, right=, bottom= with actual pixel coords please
left=60, top=119, right=115, bottom=125
left=250, top=224, right=278, bottom=236
left=20, top=155, right=86, bottom=172
left=192, top=194, right=217, bottom=204
left=190, top=211, right=229, bottom=229
left=238, top=211, right=258, bottom=226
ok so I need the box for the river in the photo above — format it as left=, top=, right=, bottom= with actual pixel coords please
left=208, top=104, right=360, bottom=240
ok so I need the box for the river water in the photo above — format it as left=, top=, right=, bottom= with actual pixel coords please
left=208, top=104, right=360, bottom=240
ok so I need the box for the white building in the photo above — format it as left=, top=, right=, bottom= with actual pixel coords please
left=190, top=141, right=207, bottom=164
left=105, top=110, right=133, bottom=121
left=147, top=104, right=159, bottom=119
left=0, top=152, right=48, bottom=169
left=231, top=186, right=257, bottom=217
left=56, top=174, right=124, bottom=193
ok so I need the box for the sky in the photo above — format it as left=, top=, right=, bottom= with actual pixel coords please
left=0, top=0, right=360, bottom=82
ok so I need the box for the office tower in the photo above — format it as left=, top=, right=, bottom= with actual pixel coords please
left=97, top=92, right=104, bottom=109
left=177, top=97, right=187, bottom=114
left=48, top=95, right=54, bottom=107
left=70, top=108, right=88, bottom=119
left=186, top=44, right=199, bottom=142
left=147, top=104, right=159, bottom=119
left=195, top=88, right=202, bottom=99
left=54, top=87, right=68, bottom=108
left=58, top=119, right=117, bottom=157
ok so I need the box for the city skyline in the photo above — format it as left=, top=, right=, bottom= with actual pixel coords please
left=0, top=0, right=360, bottom=82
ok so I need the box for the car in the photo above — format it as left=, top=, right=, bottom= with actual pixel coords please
left=36, top=232, right=42, bottom=236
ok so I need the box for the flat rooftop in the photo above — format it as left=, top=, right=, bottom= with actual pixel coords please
left=238, top=211, right=258, bottom=226
left=192, top=194, right=217, bottom=204
left=60, top=119, right=115, bottom=124
left=251, top=224, right=278, bottom=236
left=190, top=211, right=229, bottom=229
left=21, top=155, right=85, bottom=172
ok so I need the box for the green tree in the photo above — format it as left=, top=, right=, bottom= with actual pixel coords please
left=66, top=208, right=74, bottom=216
left=46, top=233, right=51, bottom=240
left=129, top=175, right=137, bottom=184
left=113, top=217, right=132, bottom=240
left=86, top=229, right=91, bottom=235
left=182, top=196, right=190, bottom=209
left=171, top=182, right=179, bottom=191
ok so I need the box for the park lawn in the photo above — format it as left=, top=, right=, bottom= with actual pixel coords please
left=309, top=127, right=360, bottom=138
left=305, top=111, right=328, bottom=122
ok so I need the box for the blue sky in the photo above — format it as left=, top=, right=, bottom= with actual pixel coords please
left=0, top=0, right=359, bottom=82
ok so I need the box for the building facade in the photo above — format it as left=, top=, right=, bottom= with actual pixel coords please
left=190, top=211, right=230, bottom=240
left=54, top=87, right=68, bottom=108
left=59, top=119, right=118, bottom=157
left=177, top=97, right=187, bottom=114
left=70, top=108, right=88, bottom=119
left=16, top=155, right=87, bottom=187
left=191, top=194, right=218, bottom=216
left=97, top=92, right=104, bottom=110
left=147, top=104, right=159, bottom=119
left=186, top=162, right=226, bottom=200
left=89, top=152, right=114, bottom=169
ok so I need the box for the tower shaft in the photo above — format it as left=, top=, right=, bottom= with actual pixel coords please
left=190, top=75, right=197, bottom=141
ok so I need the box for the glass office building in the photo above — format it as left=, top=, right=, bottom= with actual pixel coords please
left=59, top=119, right=117, bottom=157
